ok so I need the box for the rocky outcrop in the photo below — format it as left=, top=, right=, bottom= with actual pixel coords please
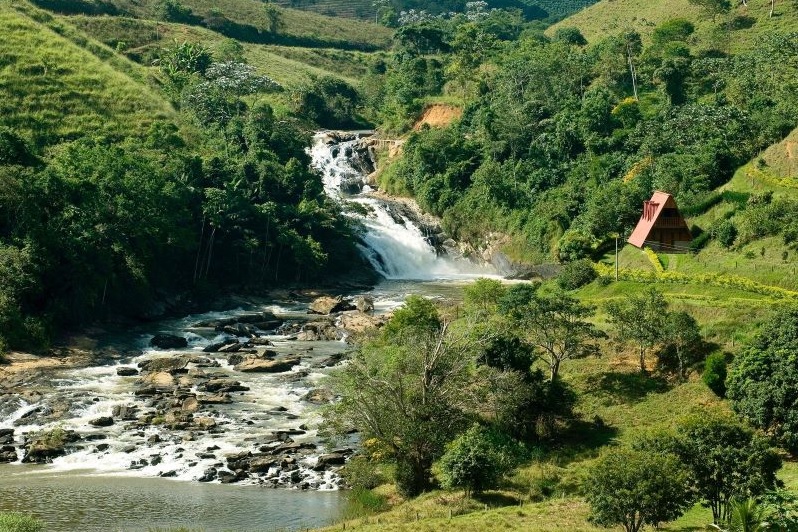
left=22, top=429, right=81, bottom=464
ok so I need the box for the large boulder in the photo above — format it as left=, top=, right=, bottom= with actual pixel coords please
left=354, top=296, right=374, bottom=313
left=235, top=356, right=301, bottom=373
left=116, top=367, right=139, bottom=376
left=89, top=416, right=114, bottom=427
left=313, top=453, right=347, bottom=471
left=0, top=445, right=17, bottom=463
left=340, top=313, right=387, bottom=335
left=198, top=378, right=249, bottom=393
left=308, top=296, right=355, bottom=315
left=138, top=357, right=188, bottom=374
left=149, top=334, right=188, bottom=349
left=0, top=428, right=13, bottom=445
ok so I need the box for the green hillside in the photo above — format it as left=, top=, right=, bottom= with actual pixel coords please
left=0, top=3, right=174, bottom=147
left=547, top=0, right=798, bottom=51
left=30, top=0, right=393, bottom=50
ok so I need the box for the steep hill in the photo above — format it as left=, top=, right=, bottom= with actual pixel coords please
left=547, top=0, right=797, bottom=51
left=0, top=2, right=175, bottom=147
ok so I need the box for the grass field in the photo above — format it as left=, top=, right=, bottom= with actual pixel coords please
left=0, top=3, right=174, bottom=147
left=547, top=0, right=798, bottom=52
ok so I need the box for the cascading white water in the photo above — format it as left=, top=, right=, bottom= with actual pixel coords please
left=311, top=132, right=494, bottom=280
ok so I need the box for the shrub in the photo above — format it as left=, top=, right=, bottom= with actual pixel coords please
left=0, top=512, right=44, bottom=532
left=713, top=219, right=738, bottom=248
left=703, top=352, right=727, bottom=397
left=557, top=258, right=598, bottom=290
left=438, top=425, right=523, bottom=497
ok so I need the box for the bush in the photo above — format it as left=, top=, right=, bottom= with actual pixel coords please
left=0, top=512, right=44, bottom=532
left=557, top=259, right=598, bottom=290
left=703, top=352, right=727, bottom=397
left=438, top=425, right=523, bottom=497
left=713, top=219, right=738, bottom=248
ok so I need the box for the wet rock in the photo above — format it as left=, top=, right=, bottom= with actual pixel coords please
left=160, top=470, right=178, bottom=478
left=149, top=334, right=188, bottom=349
left=227, top=353, right=246, bottom=366
left=139, top=371, right=175, bottom=388
left=193, top=417, right=216, bottom=430
left=196, top=452, right=216, bottom=459
left=235, top=356, right=301, bottom=373
left=0, top=445, right=17, bottom=463
left=198, top=393, right=233, bottom=405
left=312, top=354, right=345, bottom=369
left=250, top=456, right=278, bottom=473
left=250, top=337, right=275, bottom=346
left=296, top=330, right=318, bottom=341
left=303, top=388, right=334, bottom=404
left=308, top=295, right=355, bottom=315
left=95, top=443, right=110, bottom=452
left=130, top=459, right=148, bottom=470
left=314, top=453, right=347, bottom=471
left=112, top=405, right=138, bottom=420
left=218, top=342, right=242, bottom=353
left=354, top=296, right=374, bottom=313
left=198, top=467, right=217, bottom=482
left=116, top=367, right=139, bottom=376
left=89, top=416, right=114, bottom=427
left=181, top=397, right=199, bottom=413
left=121, top=445, right=137, bottom=454
left=147, top=435, right=161, bottom=444
left=0, top=429, right=13, bottom=445
left=198, top=378, right=249, bottom=393
left=138, top=357, right=188, bottom=374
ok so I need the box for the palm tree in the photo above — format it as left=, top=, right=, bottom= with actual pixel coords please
left=710, top=498, right=770, bottom=532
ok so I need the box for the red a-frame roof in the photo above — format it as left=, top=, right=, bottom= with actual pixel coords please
left=628, top=191, right=685, bottom=248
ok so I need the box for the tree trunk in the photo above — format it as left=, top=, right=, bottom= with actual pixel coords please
left=770, top=0, right=775, bottom=18
left=550, top=358, right=560, bottom=381
left=639, top=346, right=647, bottom=374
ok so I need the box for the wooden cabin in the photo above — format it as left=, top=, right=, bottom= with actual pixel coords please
left=627, top=191, right=692, bottom=251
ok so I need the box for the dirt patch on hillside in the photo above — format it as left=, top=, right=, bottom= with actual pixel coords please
left=413, top=104, right=463, bottom=130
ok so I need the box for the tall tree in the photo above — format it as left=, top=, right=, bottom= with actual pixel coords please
left=500, top=286, right=605, bottom=380
left=606, top=286, right=668, bottom=373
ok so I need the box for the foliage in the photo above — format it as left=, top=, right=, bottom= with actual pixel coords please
left=727, top=305, right=798, bottom=452
left=675, top=415, right=782, bottom=524
left=500, top=285, right=605, bottom=381
left=662, top=310, right=703, bottom=379
left=325, top=297, right=511, bottom=497
left=292, top=76, right=361, bottom=128
left=585, top=447, right=693, bottom=532
left=0, top=513, right=44, bottom=532
left=605, top=286, right=668, bottom=373
left=703, top=352, right=727, bottom=397
left=557, top=258, right=597, bottom=290
left=438, top=424, right=523, bottom=496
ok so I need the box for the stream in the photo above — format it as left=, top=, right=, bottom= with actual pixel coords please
left=0, top=132, right=496, bottom=531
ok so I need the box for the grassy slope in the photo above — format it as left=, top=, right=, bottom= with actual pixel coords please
left=67, top=15, right=373, bottom=86
left=104, top=0, right=393, bottom=49
left=0, top=3, right=175, bottom=147
left=547, top=0, right=797, bottom=51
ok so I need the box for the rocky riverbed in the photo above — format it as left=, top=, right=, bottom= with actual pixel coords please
left=0, top=293, right=387, bottom=490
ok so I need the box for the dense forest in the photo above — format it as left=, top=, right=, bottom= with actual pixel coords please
left=361, top=3, right=798, bottom=263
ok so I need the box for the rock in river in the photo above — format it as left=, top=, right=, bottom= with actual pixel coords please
left=149, top=334, right=188, bottom=349
left=234, top=356, right=301, bottom=373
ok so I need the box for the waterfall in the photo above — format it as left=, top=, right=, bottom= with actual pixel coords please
left=310, top=132, right=494, bottom=280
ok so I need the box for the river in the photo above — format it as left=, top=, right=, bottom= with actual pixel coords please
left=0, top=132, right=496, bottom=531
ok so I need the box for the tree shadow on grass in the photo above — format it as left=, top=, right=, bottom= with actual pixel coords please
left=584, top=371, right=670, bottom=404
left=474, top=492, right=521, bottom=507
